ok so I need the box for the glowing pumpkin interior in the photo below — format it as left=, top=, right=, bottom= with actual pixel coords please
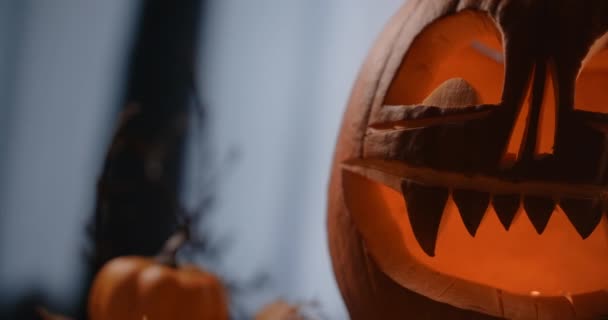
left=347, top=10, right=608, bottom=299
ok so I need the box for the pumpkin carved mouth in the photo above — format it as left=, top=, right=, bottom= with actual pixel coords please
left=342, top=166, right=608, bottom=300
left=343, top=158, right=608, bottom=258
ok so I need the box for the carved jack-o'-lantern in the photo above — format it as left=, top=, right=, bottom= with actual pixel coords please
left=328, top=1, right=608, bottom=319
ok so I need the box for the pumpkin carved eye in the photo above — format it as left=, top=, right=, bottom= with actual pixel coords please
left=384, top=11, right=504, bottom=106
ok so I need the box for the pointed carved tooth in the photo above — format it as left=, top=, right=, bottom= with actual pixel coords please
left=452, top=189, right=490, bottom=236
left=523, top=196, right=556, bottom=234
left=401, top=181, right=449, bottom=257
left=492, top=194, right=520, bottom=230
left=560, top=198, right=603, bottom=239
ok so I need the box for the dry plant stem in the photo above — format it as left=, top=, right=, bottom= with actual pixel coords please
left=155, top=228, right=189, bottom=268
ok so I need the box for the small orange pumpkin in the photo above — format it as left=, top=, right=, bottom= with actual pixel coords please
left=88, top=231, right=229, bottom=320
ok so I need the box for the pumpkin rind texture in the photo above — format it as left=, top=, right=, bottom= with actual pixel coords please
left=88, top=257, right=229, bottom=320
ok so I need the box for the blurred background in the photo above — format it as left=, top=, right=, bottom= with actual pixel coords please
left=0, top=1, right=403, bottom=318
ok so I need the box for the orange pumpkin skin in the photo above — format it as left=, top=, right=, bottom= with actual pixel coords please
left=88, top=256, right=229, bottom=320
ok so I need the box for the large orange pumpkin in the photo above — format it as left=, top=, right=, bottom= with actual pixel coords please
left=328, top=0, right=608, bottom=319
left=88, top=232, right=229, bottom=320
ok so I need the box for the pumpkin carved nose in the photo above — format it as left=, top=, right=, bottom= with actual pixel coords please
left=505, top=61, right=557, bottom=167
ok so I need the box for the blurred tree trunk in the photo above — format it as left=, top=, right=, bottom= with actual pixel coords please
left=80, top=1, right=204, bottom=318
left=92, top=0, right=203, bottom=270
